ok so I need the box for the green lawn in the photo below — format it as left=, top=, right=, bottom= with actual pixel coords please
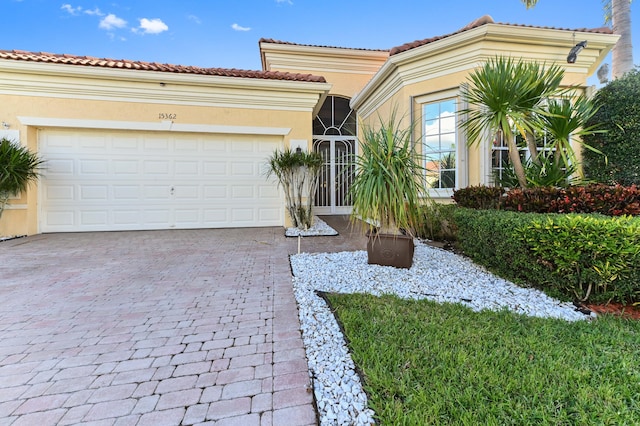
left=325, top=293, right=640, bottom=425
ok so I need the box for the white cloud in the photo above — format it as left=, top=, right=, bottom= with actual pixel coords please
left=187, top=14, right=201, bottom=25
left=275, top=0, right=293, bottom=4
left=99, top=13, right=127, bottom=30
left=61, top=4, right=82, bottom=15
left=84, top=8, right=103, bottom=16
left=136, top=18, right=169, bottom=34
left=231, top=23, right=251, bottom=32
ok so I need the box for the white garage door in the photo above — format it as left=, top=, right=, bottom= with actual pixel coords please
left=39, top=129, right=283, bottom=232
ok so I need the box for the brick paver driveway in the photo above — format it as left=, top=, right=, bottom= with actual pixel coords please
left=0, top=222, right=364, bottom=426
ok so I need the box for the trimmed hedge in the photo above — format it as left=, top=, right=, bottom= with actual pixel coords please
left=582, top=68, right=640, bottom=185
left=452, top=184, right=640, bottom=216
left=416, top=202, right=458, bottom=242
left=452, top=208, right=640, bottom=304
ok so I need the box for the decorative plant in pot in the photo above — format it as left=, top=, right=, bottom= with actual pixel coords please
left=266, top=147, right=323, bottom=230
left=0, top=137, right=43, bottom=221
left=349, top=115, right=427, bottom=268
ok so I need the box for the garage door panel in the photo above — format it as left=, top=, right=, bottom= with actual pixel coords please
left=39, top=130, right=283, bottom=232
left=175, top=161, right=199, bottom=175
left=114, top=160, right=139, bottom=174
left=80, top=185, right=108, bottom=200
left=143, top=160, right=171, bottom=175
left=112, top=137, right=140, bottom=150
left=45, top=211, right=75, bottom=227
left=46, top=185, right=75, bottom=201
left=204, top=162, right=227, bottom=176
left=80, top=210, right=108, bottom=226
left=80, top=159, right=109, bottom=175
left=113, top=185, right=140, bottom=200
left=143, top=186, right=171, bottom=200
left=259, top=208, right=281, bottom=221
left=46, top=159, right=75, bottom=175
left=231, top=208, right=255, bottom=222
left=113, top=210, right=140, bottom=225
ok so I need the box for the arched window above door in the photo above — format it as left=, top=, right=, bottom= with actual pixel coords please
left=313, top=96, right=356, bottom=136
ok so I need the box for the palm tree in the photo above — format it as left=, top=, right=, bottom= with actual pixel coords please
left=538, top=95, right=605, bottom=174
left=0, top=138, right=43, bottom=220
left=460, top=57, right=565, bottom=188
left=609, top=0, right=634, bottom=78
left=521, top=0, right=633, bottom=79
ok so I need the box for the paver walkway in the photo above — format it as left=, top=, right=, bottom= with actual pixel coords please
left=0, top=217, right=366, bottom=426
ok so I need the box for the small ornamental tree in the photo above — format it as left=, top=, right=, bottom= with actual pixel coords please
left=0, top=138, right=43, bottom=221
left=583, top=68, right=640, bottom=186
left=266, top=148, right=322, bottom=230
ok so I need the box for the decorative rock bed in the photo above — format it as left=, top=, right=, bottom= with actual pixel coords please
left=285, top=217, right=338, bottom=237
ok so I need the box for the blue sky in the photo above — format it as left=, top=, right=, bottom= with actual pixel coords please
left=3, top=0, right=638, bottom=74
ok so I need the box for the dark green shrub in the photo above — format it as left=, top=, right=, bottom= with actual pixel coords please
left=453, top=208, right=640, bottom=304
left=452, top=208, right=558, bottom=294
left=452, top=185, right=505, bottom=209
left=416, top=202, right=457, bottom=241
left=518, top=215, right=640, bottom=304
left=582, top=68, right=640, bottom=185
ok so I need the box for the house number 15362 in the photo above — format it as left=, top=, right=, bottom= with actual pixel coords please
left=159, top=113, right=177, bottom=120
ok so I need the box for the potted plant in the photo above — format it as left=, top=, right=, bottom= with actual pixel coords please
left=0, top=138, right=43, bottom=221
left=266, top=147, right=323, bottom=230
left=349, top=114, right=426, bottom=268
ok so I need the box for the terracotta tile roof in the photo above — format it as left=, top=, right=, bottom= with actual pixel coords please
left=0, top=49, right=327, bottom=83
left=390, top=15, right=614, bottom=56
left=259, top=38, right=389, bottom=53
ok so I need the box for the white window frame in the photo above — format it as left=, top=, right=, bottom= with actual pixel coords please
left=417, top=89, right=467, bottom=198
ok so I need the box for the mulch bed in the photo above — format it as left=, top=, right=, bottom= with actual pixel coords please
left=582, top=302, right=640, bottom=320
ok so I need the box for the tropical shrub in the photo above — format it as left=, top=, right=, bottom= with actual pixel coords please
left=502, top=184, right=640, bottom=216
left=0, top=138, right=43, bottom=220
left=583, top=68, right=640, bottom=185
left=453, top=208, right=640, bottom=304
left=349, top=115, right=426, bottom=236
left=494, top=153, right=581, bottom=188
left=416, top=201, right=457, bottom=241
left=518, top=214, right=640, bottom=303
left=266, top=148, right=322, bottom=229
left=452, top=185, right=504, bottom=210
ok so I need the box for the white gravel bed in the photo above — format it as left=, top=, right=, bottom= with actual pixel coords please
left=290, top=241, right=592, bottom=426
left=285, top=217, right=338, bottom=237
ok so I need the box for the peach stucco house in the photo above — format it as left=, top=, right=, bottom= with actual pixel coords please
left=0, top=16, right=618, bottom=236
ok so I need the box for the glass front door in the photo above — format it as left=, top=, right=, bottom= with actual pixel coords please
left=313, top=137, right=355, bottom=214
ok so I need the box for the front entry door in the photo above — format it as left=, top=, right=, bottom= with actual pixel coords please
left=313, top=137, right=355, bottom=215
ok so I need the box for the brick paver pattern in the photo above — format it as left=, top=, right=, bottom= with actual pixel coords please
left=0, top=217, right=365, bottom=426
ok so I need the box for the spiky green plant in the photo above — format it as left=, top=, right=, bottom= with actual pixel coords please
left=349, top=114, right=427, bottom=236
left=266, top=148, right=322, bottom=230
left=460, top=57, right=566, bottom=188
left=538, top=95, right=605, bottom=175
left=0, top=138, right=43, bottom=220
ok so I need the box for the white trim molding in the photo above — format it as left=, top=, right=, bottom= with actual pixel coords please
left=18, top=116, right=292, bottom=136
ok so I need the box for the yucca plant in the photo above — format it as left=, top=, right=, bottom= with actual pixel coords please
left=349, top=115, right=426, bottom=236
left=0, top=138, right=43, bottom=220
left=460, top=56, right=566, bottom=188
left=266, top=148, right=322, bottom=230
left=538, top=95, right=605, bottom=174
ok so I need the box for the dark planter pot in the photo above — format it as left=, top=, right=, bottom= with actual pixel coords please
left=366, top=233, right=415, bottom=269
